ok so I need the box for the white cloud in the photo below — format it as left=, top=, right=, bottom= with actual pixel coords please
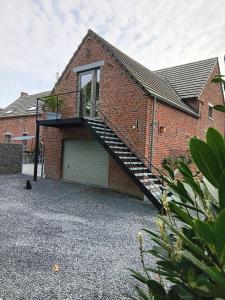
left=0, top=0, right=224, bottom=107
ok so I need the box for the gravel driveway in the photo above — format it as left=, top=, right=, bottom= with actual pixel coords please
left=0, top=174, right=157, bottom=300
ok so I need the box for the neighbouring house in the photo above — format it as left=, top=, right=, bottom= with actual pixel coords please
left=0, top=91, right=49, bottom=154
left=36, top=29, right=225, bottom=210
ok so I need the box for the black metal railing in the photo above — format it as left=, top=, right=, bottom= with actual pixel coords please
left=82, top=96, right=166, bottom=194
left=35, top=90, right=81, bottom=121
left=36, top=90, right=167, bottom=198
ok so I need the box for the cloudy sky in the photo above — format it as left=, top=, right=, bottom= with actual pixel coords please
left=0, top=0, right=224, bottom=108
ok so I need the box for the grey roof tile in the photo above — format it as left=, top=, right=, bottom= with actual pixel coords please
left=154, top=58, right=217, bottom=99
left=0, top=91, right=50, bottom=118
left=89, top=30, right=198, bottom=116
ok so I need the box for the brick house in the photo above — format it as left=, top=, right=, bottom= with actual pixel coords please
left=36, top=29, right=225, bottom=209
left=0, top=91, right=49, bottom=153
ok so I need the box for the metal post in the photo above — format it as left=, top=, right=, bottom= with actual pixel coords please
left=56, top=95, right=59, bottom=119
left=33, top=123, right=40, bottom=181
left=36, top=98, right=39, bottom=122
left=150, top=97, right=157, bottom=169
left=41, top=141, right=45, bottom=178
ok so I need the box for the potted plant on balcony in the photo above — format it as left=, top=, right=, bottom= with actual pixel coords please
left=41, top=95, right=64, bottom=120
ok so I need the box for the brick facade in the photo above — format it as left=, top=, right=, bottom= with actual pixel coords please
left=151, top=63, right=225, bottom=167
left=43, top=33, right=225, bottom=199
left=0, top=115, right=38, bottom=152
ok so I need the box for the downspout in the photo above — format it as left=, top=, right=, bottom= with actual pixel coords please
left=150, top=96, right=156, bottom=166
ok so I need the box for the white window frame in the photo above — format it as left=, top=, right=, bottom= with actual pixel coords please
left=208, top=102, right=213, bottom=120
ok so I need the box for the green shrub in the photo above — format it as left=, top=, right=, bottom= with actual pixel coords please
left=129, top=104, right=225, bottom=299
left=162, top=154, right=192, bottom=170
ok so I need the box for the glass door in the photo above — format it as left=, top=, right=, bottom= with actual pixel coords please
left=79, top=69, right=100, bottom=117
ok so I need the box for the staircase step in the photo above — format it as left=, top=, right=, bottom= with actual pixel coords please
left=92, top=126, right=112, bottom=132
left=97, top=131, right=116, bottom=136
left=85, top=117, right=103, bottom=122
left=87, top=120, right=107, bottom=127
left=109, top=146, right=128, bottom=149
left=115, top=151, right=131, bottom=154
left=130, top=167, right=148, bottom=171
left=100, top=136, right=119, bottom=140
left=106, top=141, right=124, bottom=145
left=124, top=161, right=142, bottom=165
left=135, top=172, right=152, bottom=177
left=140, top=178, right=158, bottom=183
left=119, top=156, right=137, bottom=160
left=145, top=184, right=162, bottom=191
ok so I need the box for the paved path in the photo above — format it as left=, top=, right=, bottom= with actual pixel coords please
left=0, top=175, right=156, bottom=299
left=22, top=163, right=42, bottom=177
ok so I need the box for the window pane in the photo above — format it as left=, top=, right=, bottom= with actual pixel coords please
left=80, top=73, right=92, bottom=117
left=95, top=69, right=100, bottom=116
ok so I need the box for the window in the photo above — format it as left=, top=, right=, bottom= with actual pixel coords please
left=5, top=110, right=14, bottom=114
left=22, top=132, right=28, bottom=148
left=27, top=106, right=37, bottom=111
left=208, top=103, right=213, bottom=119
left=78, top=68, right=100, bottom=117
left=4, top=133, right=12, bottom=144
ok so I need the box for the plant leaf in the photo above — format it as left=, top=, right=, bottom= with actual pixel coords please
left=213, top=104, right=225, bottom=113
left=214, top=208, right=225, bottom=263
left=169, top=202, right=193, bottom=226
left=219, top=170, right=225, bottom=210
left=189, top=138, right=221, bottom=187
left=146, top=280, right=166, bottom=297
left=129, top=269, right=149, bottom=284
left=193, top=220, right=214, bottom=245
left=178, top=162, right=193, bottom=179
left=164, top=165, right=174, bottom=180
left=135, top=286, right=151, bottom=300
left=206, top=127, right=225, bottom=172
left=181, top=251, right=225, bottom=289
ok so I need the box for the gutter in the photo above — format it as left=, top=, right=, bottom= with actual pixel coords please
left=148, top=90, right=199, bottom=118
left=150, top=97, right=157, bottom=165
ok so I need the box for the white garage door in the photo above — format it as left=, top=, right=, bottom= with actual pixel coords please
left=62, top=140, right=109, bottom=187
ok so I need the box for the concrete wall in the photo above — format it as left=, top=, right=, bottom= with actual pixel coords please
left=0, top=144, right=23, bottom=174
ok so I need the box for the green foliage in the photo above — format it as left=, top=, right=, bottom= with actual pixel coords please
left=130, top=126, right=225, bottom=297
left=41, top=95, right=64, bottom=112
left=162, top=154, right=192, bottom=170
left=211, top=74, right=225, bottom=85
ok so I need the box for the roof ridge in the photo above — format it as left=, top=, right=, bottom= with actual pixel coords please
left=154, top=57, right=218, bottom=72
left=52, top=29, right=198, bottom=117
left=88, top=30, right=182, bottom=102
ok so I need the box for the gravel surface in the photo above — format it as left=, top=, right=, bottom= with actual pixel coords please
left=0, top=174, right=157, bottom=300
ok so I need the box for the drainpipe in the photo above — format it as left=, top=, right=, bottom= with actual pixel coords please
left=150, top=96, right=156, bottom=166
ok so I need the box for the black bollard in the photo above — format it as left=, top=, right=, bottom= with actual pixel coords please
left=26, top=180, right=32, bottom=190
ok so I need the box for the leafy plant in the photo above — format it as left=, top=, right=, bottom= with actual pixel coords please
left=129, top=107, right=225, bottom=299
left=41, top=95, right=64, bottom=112
left=162, top=154, right=192, bottom=170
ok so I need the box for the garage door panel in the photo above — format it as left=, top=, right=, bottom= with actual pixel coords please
left=63, top=140, right=109, bottom=187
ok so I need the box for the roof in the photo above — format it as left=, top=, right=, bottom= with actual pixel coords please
left=154, top=57, right=217, bottom=100
left=88, top=30, right=199, bottom=117
left=54, top=29, right=218, bottom=117
left=0, top=91, right=50, bottom=118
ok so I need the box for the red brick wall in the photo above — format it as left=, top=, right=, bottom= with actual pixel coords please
left=52, top=35, right=149, bottom=155
left=0, top=115, right=38, bottom=152
left=108, top=157, right=143, bottom=199
left=151, top=62, right=225, bottom=168
left=196, top=63, right=225, bottom=139
left=44, top=126, right=144, bottom=199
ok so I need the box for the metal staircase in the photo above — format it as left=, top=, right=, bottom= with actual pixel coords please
left=34, top=90, right=170, bottom=211
left=83, top=117, right=169, bottom=211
